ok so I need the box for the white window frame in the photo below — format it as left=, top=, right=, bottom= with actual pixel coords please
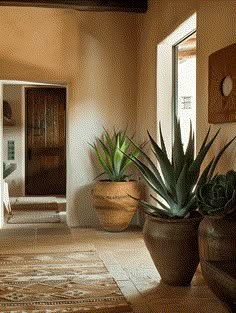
left=157, top=13, right=196, bottom=157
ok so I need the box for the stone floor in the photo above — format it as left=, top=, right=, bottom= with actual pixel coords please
left=0, top=214, right=230, bottom=313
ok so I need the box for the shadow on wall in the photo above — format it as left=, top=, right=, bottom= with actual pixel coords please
left=7, top=179, right=24, bottom=197
left=136, top=180, right=148, bottom=228
left=70, top=183, right=100, bottom=228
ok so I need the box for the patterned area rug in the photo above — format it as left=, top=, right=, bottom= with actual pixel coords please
left=0, top=251, right=133, bottom=313
left=7, top=210, right=61, bottom=224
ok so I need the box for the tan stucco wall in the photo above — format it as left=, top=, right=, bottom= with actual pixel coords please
left=0, top=7, right=139, bottom=227
left=137, top=0, right=236, bottom=170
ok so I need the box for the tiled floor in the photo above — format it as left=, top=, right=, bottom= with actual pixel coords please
left=0, top=214, right=230, bottom=313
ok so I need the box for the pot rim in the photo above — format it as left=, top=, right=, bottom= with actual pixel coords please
left=95, top=180, right=138, bottom=184
left=201, top=214, right=236, bottom=220
left=145, top=214, right=202, bottom=224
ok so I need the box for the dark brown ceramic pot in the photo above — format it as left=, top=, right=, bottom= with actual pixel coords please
left=198, top=216, right=236, bottom=262
left=143, top=214, right=202, bottom=286
left=198, top=216, right=236, bottom=311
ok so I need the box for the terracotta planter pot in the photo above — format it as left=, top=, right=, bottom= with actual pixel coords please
left=198, top=216, right=236, bottom=311
left=92, top=181, right=140, bottom=232
left=143, top=214, right=202, bottom=286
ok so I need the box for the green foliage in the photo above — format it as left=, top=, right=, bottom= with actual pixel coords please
left=127, top=117, right=236, bottom=219
left=90, top=127, right=144, bottom=182
left=197, top=170, right=236, bottom=217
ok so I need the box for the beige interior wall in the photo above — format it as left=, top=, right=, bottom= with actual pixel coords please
left=0, top=7, right=138, bottom=227
left=3, top=85, right=24, bottom=196
left=196, top=0, right=236, bottom=172
left=136, top=0, right=235, bottom=171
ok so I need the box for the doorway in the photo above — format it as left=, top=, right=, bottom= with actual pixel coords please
left=1, top=81, right=67, bottom=228
left=25, top=87, right=66, bottom=196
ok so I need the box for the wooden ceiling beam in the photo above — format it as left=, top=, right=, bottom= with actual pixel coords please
left=0, top=0, right=148, bottom=12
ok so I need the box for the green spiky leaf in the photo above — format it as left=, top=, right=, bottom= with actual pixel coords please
left=89, top=127, right=144, bottom=181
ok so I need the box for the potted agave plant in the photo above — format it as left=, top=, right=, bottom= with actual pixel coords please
left=197, top=170, right=236, bottom=311
left=126, top=117, right=235, bottom=286
left=90, top=127, right=144, bottom=232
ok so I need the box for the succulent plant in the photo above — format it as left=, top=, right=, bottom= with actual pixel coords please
left=197, top=170, right=236, bottom=217
left=90, top=127, right=145, bottom=182
left=126, top=117, right=235, bottom=219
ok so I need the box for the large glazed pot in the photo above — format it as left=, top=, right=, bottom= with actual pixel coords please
left=143, top=214, right=202, bottom=286
left=198, top=216, right=236, bottom=311
left=92, top=181, right=140, bottom=232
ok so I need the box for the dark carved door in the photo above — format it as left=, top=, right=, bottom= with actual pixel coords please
left=25, top=87, right=66, bottom=196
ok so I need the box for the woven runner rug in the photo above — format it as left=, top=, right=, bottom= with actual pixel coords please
left=11, top=202, right=59, bottom=211
left=7, top=210, right=61, bottom=224
left=0, top=251, right=133, bottom=313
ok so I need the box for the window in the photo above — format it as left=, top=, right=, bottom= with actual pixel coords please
left=180, top=96, right=192, bottom=110
left=173, top=32, right=196, bottom=150
left=157, top=14, right=196, bottom=157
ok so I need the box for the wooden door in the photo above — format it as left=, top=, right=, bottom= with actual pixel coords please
left=25, top=87, right=66, bottom=196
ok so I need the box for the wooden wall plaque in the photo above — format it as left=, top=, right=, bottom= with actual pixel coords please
left=208, top=43, right=236, bottom=123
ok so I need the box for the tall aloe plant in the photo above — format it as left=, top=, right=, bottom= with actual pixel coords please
left=127, top=118, right=235, bottom=218
left=90, top=127, right=143, bottom=182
